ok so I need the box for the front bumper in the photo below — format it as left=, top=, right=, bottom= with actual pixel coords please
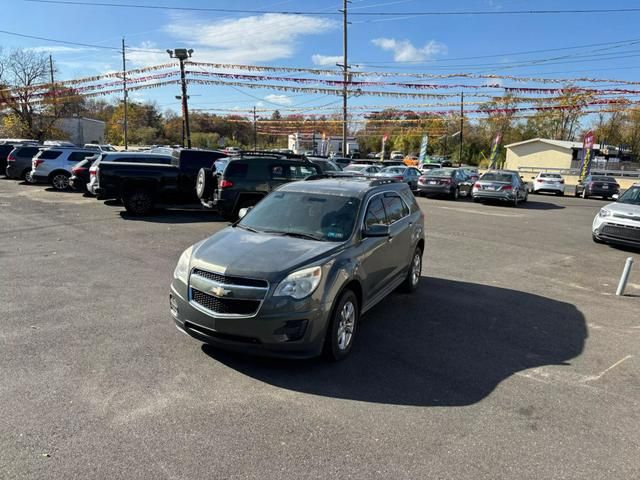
left=593, top=219, right=640, bottom=248
left=170, top=280, right=331, bottom=358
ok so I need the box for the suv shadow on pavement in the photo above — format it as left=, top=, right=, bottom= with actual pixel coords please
left=203, top=277, right=586, bottom=407
left=118, top=209, right=227, bottom=224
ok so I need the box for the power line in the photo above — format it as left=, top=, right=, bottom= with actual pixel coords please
left=22, top=1, right=640, bottom=16
left=0, top=29, right=163, bottom=53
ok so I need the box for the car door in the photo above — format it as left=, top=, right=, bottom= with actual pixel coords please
left=358, top=194, right=397, bottom=301
left=381, top=192, right=413, bottom=281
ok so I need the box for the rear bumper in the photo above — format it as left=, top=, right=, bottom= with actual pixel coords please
left=472, top=190, right=515, bottom=201
left=587, top=188, right=618, bottom=197
left=534, top=183, right=564, bottom=193
left=5, top=164, right=22, bottom=179
left=69, top=176, right=86, bottom=191
left=31, top=173, right=48, bottom=184
left=417, top=184, right=450, bottom=195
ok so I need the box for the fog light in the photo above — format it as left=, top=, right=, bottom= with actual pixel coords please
left=169, top=294, right=179, bottom=315
left=273, top=319, right=308, bottom=342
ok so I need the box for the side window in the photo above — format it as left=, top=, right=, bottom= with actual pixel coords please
left=270, top=164, right=287, bottom=180
left=225, top=162, right=249, bottom=178
left=69, top=152, right=92, bottom=162
left=382, top=194, right=408, bottom=223
left=365, top=197, right=387, bottom=228
left=289, top=165, right=317, bottom=179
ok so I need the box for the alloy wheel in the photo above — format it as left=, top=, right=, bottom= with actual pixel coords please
left=52, top=174, right=69, bottom=190
left=411, top=252, right=422, bottom=287
left=336, top=301, right=356, bottom=351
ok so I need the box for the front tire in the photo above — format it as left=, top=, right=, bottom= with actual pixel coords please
left=123, top=190, right=154, bottom=215
left=323, top=290, right=359, bottom=361
left=50, top=172, right=70, bottom=191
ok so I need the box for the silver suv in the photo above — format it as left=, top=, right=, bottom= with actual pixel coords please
left=31, top=147, right=96, bottom=190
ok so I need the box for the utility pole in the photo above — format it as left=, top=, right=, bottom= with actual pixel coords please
left=253, top=106, right=257, bottom=151
left=48, top=54, right=57, bottom=117
left=122, top=38, right=128, bottom=149
left=339, top=0, right=349, bottom=156
left=167, top=48, right=193, bottom=148
left=459, top=92, right=464, bottom=165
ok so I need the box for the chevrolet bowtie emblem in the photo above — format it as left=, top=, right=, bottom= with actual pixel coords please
left=211, top=286, right=232, bottom=297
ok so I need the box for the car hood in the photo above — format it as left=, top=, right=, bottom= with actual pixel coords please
left=603, top=202, right=640, bottom=217
left=190, top=227, right=344, bottom=281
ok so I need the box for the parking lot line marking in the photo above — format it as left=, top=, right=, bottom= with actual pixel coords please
left=582, top=355, right=634, bottom=383
left=431, top=205, right=524, bottom=218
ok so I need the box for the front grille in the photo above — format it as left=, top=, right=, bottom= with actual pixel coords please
left=602, top=223, right=640, bottom=241
left=191, top=289, right=260, bottom=315
left=192, top=268, right=267, bottom=288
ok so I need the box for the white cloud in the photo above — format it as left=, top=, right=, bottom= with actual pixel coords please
left=126, top=41, right=168, bottom=67
left=312, top=54, right=342, bottom=66
left=158, top=13, right=336, bottom=65
left=371, top=38, right=447, bottom=62
left=264, top=94, right=292, bottom=105
left=28, top=46, right=96, bottom=54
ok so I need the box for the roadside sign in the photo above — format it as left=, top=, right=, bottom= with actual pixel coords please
left=418, top=134, right=429, bottom=162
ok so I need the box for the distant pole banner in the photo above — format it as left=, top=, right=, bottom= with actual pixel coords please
left=579, top=131, right=596, bottom=181
left=381, top=134, right=388, bottom=160
left=419, top=134, right=429, bottom=162
left=487, top=133, right=502, bottom=169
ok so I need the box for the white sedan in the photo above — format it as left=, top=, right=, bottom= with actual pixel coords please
left=532, top=172, right=565, bottom=195
left=592, top=183, right=640, bottom=248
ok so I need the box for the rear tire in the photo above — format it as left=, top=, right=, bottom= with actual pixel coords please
left=123, top=190, right=154, bottom=215
left=50, top=172, right=70, bottom=191
left=323, top=289, right=359, bottom=361
left=196, top=168, right=214, bottom=200
left=449, top=187, right=460, bottom=201
left=401, top=247, right=422, bottom=293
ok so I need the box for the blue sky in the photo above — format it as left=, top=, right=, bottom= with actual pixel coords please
left=4, top=0, right=640, bottom=119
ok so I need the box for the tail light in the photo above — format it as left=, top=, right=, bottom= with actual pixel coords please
left=559, top=179, right=565, bottom=184
left=536, top=179, right=543, bottom=183
left=7, top=154, right=16, bottom=163
left=219, top=179, right=234, bottom=188
left=89, top=166, right=97, bottom=177
left=473, top=182, right=481, bottom=189
left=33, top=159, right=44, bottom=168
left=72, top=167, right=87, bottom=175
left=502, top=185, right=513, bottom=191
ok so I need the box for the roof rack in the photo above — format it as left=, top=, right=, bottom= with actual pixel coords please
left=236, top=150, right=308, bottom=160
left=369, top=178, right=399, bottom=187
left=304, top=172, right=359, bottom=181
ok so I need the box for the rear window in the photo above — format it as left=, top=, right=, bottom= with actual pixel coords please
left=592, top=176, right=616, bottom=182
left=225, top=162, right=249, bottom=178
left=540, top=173, right=561, bottom=178
left=38, top=150, right=62, bottom=159
left=18, top=147, right=41, bottom=157
left=482, top=172, right=513, bottom=182
left=427, top=168, right=454, bottom=177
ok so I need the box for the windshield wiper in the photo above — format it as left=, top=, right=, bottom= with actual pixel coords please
left=234, top=224, right=260, bottom=233
left=264, top=230, right=324, bottom=241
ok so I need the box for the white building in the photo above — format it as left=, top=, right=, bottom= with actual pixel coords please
left=288, top=132, right=358, bottom=155
left=55, top=117, right=105, bottom=146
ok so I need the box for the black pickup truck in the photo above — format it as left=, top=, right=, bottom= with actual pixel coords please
left=95, top=148, right=226, bottom=215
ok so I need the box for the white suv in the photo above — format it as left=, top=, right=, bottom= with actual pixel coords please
left=592, top=183, right=640, bottom=248
left=31, top=147, right=96, bottom=190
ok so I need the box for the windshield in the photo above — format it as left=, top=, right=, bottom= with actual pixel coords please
left=481, top=172, right=513, bottom=182
left=618, top=186, right=640, bottom=205
left=380, top=167, right=405, bottom=174
left=239, top=191, right=361, bottom=242
left=426, top=168, right=455, bottom=177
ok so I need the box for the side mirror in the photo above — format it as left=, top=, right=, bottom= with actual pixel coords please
left=238, top=206, right=253, bottom=219
left=362, top=224, right=390, bottom=238
left=612, top=193, right=619, bottom=201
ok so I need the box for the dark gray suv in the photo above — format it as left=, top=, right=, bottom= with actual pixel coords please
left=170, top=177, right=425, bottom=360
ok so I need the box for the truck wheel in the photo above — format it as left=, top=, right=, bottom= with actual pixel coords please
left=123, top=190, right=154, bottom=215
left=323, top=289, right=359, bottom=362
left=196, top=168, right=214, bottom=200
left=51, top=172, right=70, bottom=191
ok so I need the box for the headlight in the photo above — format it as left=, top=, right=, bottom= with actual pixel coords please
left=599, top=208, right=611, bottom=218
left=173, top=246, right=193, bottom=283
left=274, top=266, right=322, bottom=300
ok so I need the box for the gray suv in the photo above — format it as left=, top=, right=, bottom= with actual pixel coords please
left=170, top=177, right=425, bottom=360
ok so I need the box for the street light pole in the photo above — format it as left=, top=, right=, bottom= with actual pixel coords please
left=340, top=0, right=349, bottom=156
left=122, top=38, right=128, bottom=149
left=167, top=48, right=193, bottom=149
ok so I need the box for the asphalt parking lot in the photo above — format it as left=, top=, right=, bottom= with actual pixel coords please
left=1, top=179, right=638, bottom=480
